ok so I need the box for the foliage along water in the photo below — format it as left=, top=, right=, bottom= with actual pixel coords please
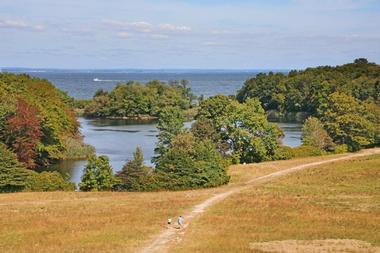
left=7, top=69, right=300, bottom=183
left=49, top=118, right=302, bottom=183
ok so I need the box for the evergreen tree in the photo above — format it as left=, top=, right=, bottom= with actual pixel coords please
left=0, top=143, right=32, bottom=192
left=79, top=155, right=115, bottom=191
left=116, top=147, right=156, bottom=191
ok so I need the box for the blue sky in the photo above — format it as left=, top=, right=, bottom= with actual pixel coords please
left=1, top=0, right=380, bottom=69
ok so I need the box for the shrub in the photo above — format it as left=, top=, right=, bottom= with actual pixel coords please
left=61, top=137, right=95, bottom=160
left=274, top=146, right=295, bottom=160
left=292, top=145, right=326, bottom=158
left=333, top=144, right=349, bottom=154
left=302, top=117, right=334, bottom=151
left=24, top=172, right=75, bottom=192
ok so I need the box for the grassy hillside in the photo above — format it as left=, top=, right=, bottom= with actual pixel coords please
left=0, top=153, right=379, bottom=253
left=170, top=154, right=380, bottom=253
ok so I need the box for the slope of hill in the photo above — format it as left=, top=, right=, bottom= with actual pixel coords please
left=1, top=149, right=379, bottom=253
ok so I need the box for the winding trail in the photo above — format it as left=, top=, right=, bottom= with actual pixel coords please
left=138, top=148, right=380, bottom=253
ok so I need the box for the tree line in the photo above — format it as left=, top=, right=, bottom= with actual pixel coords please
left=1, top=59, right=379, bottom=192
left=237, top=59, right=380, bottom=151
left=80, top=80, right=196, bottom=119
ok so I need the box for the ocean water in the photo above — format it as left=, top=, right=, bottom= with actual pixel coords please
left=3, top=69, right=301, bottom=183
left=5, top=69, right=273, bottom=99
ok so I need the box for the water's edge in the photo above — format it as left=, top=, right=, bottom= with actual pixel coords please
left=48, top=118, right=302, bottom=184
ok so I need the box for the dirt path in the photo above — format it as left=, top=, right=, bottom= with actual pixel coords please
left=138, top=148, right=380, bottom=253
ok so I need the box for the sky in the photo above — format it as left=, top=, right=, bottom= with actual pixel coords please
left=1, top=0, right=380, bottom=69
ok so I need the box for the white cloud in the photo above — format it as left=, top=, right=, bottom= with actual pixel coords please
left=0, top=18, right=44, bottom=31
left=103, top=19, right=191, bottom=36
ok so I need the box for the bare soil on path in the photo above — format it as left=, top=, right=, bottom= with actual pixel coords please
left=137, top=148, right=380, bottom=253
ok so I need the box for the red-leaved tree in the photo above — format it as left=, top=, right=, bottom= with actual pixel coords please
left=5, top=99, right=42, bottom=169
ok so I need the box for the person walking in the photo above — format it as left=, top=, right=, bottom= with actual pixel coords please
left=178, top=215, right=184, bottom=228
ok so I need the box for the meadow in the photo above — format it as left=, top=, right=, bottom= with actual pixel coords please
left=169, top=153, right=380, bottom=253
left=0, top=151, right=379, bottom=253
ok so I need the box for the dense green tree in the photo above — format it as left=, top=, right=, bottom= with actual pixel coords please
left=79, top=155, right=115, bottom=191
left=154, top=107, right=185, bottom=160
left=237, top=72, right=286, bottom=111
left=196, top=95, right=281, bottom=163
left=196, top=94, right=231, bottom=120
left=319, top=92, right=378, bottom=151
left=302, top=117, right=334, bottom=151
left=221, top=99, right=281, bottom=163
left=155, top=133, right=229, bottom=190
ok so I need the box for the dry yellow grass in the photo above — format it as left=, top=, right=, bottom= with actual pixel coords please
left=0, top=152, right=378, bottom=253
left=169, top=154, right=380, bottom=253
left=0, top=190, right=221, bottom=253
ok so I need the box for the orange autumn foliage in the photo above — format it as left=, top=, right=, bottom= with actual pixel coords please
left=5, top=99, right=42, bottom=169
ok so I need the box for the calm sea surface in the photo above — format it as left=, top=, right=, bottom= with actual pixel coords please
left=5, top=69, right=300, bottom=183
left=8, top=69, right=273, bottom=99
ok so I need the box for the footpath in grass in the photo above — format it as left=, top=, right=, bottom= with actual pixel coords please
left=170, top=154, right=380, bottom=253
left=0, top=190, right=221, bottom=253
left=1, top=152, right=378, bottom=253
left=0, top=155, right=338, bottom=253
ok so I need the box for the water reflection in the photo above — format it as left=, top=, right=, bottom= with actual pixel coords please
left=53, top=118, right=302, bottom=183
left=277, top=122, right=303, bottom=148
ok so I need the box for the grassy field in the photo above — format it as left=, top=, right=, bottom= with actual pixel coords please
left=0, top=190, right=223, bottom=253
left=0, top=153, right=378, bottom=253
left=169, top=154, right=380, bottom=253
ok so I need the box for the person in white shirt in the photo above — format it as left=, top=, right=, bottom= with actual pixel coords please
left=178, top=216, right=184, bottom=228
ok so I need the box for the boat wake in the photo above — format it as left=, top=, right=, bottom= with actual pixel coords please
left=93, top=78, right=124, bottom=82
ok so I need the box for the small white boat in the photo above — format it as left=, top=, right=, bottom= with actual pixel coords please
left=93, top=78, right=101, bottom=82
